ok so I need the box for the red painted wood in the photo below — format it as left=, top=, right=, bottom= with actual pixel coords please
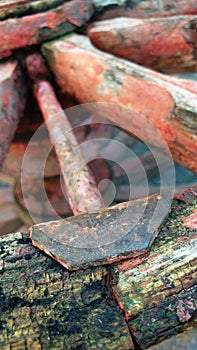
left=42, top=34, right=197, bottom=174
left=88, top=16, right=197, bottom=74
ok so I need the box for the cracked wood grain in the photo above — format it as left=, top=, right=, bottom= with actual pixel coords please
left=109, top=186, right=197, bottom=349
left=0, top=233, right=134, bottom=350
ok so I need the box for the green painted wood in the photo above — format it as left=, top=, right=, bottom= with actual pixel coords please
left=110, top=187, right=197, bottom=349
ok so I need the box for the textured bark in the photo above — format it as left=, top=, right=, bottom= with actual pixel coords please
left=0, top=187, right=196, bottom=349
left=88, top=16, right=197, bottom=74
left=0, top=0, right=93, bottom=59
left=93, top=0, right=197, bottom=20
left=0, top=60, right=26, bottom=169
left=110, top=186, right=197, bottom=349
left=0, top=233, right=134, bottom=350
left=42, top=34, right=197, bottom=174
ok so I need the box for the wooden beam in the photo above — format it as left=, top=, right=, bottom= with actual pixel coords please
left=0, top=60, right=26, bottom=169
left=0, top=233, right=134, bottom=349
left=0, top=0, right=93, bottom=59
left=42, top=34, right=197, bottom=174
left=88, top=16, right=197, bottom=74
left=110, top=186, right=197, bottom=349
left=93, top=0, right=197, bottom=20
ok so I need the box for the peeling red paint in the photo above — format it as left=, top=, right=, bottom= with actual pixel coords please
left=118, top=301, right=124, bottom=310
left=177, top=236, right=190, bottom=243
left=42, top=34, right=197, bottom=174
left=125, top=312, right=130, bottom=322
left=0, top=0, right=93, bottom=59
left=183, top=210, right=197, bottom=229
left=88, top=15, right=197, bottom=73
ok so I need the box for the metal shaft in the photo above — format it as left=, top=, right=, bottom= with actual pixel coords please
left=26, top=53, right=104, bottom=216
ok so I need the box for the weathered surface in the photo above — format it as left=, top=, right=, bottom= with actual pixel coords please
left=0, top=0, right=93, bottom=59
left=0, top=0, right=67, bottom=20
left=30, top=194, right=170, bottom=270
left=0, top=60, right=26, bottom=169
left=148, top=326, right=197, bottom=350
left=0, top=232, right=134, bottom=350
left=26, top=53, right=104, bottom=216
left=93, top=0, right=197, bottom=20
left=110, top=186, right=197, bottom=349
left=88, top=16, right=197, bottom=74
left=42, top=34, right=197, bottom=174
left=160, top=75, right=197, bottom=95
left=15, top=158, right=111, bottom=226
left=0, top=187, right=197, bottom=349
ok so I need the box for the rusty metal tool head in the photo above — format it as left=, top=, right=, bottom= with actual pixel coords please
left=26, top=53, right=171, bottom=271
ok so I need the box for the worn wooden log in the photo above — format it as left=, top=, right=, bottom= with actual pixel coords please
left=93, top=0, right=197, bottom=20
left=109, top=186, right=197, bottom=349
left=0, top=233, right=134, bottom=350
left=0, top=0, right=66, bottom=20
left=0, top=60, right=26, bottom=169
left=88, top=16, right=197, bottom=74
left=0, top=187, right=196, bottom=349
left=42, top=34, right=197, bottom=174
left=0, top=0, right=93, bottom=60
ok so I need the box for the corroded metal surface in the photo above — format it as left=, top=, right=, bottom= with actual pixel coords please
left=26, top=53, right=104, bottom=216
left=30, top=194, right=170, bottom=270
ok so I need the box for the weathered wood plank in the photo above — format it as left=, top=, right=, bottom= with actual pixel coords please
left=0, top=0, right=93, bottom=60
left=109, top=186, right=197, bottom=349
left=42, top=34, right=197, bottom=174
left=88, top=16, right=197, bottom=74
left=93, top=0, right=197, bottom=20
left=0, top=0, right=66, bottom=21
left=0, top=60, right=26, bottom=169
left=0, top=233, right=134, bottom=350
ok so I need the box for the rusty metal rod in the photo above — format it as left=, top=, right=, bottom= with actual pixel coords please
left=25, top=53, right=104, bottom=216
